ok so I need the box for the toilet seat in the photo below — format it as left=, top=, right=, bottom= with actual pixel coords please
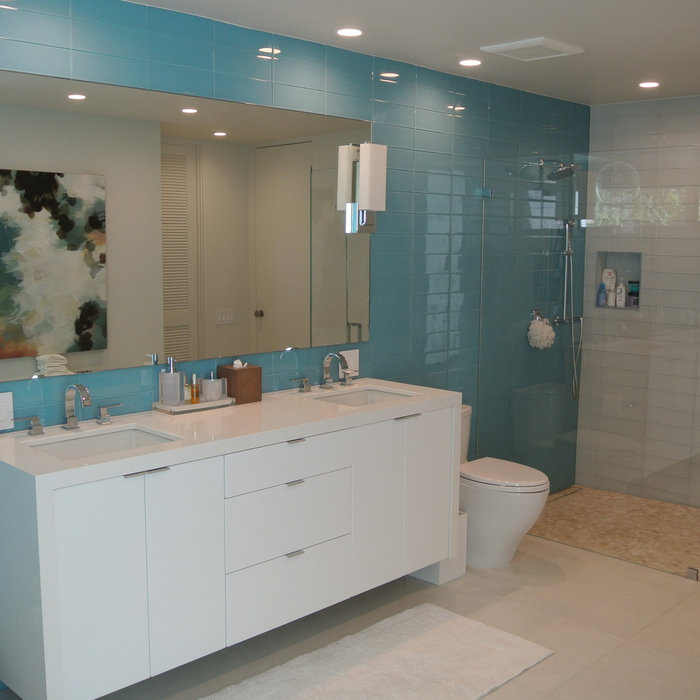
left=460, top=457, right=549, bottom=494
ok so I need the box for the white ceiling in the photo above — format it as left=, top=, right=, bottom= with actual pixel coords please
left=125, top=0, right=700, bottom=106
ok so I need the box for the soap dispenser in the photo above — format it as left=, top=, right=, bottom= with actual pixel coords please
left=159, top=357, right=184, bottom=406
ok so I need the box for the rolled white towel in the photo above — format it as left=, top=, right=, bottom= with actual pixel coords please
left=527, top=318, right=555, bottom=349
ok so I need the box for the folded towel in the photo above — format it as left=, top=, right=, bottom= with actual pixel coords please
left=36, top=353, right=71, bottom=375
left=43, top=367, right=74, bottom=376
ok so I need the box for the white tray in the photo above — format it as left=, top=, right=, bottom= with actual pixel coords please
left=153, top=397, right=233, bottom=414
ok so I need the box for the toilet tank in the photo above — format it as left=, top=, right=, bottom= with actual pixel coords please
left=460, top=405, right=472, bottom=463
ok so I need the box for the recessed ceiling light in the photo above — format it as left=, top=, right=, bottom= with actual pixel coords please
left=181, top=108, right=198, bottom=114
left=380, top=72, right=399, bottom=79
left=68, top=94, right=86, bottom=101
left=213, top=131, right=227, bottom=137
left=639, top=81, right=660, bottom=89
left=258, top=47, right=281, bottom=55
left=337, top=28, right=362, bottom=37
left=459, top=59, right=481, bottom=67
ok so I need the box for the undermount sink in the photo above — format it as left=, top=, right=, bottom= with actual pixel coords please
left=27, top=424, right=181, bottom=460
left=311, top=386, right=414, bottom=407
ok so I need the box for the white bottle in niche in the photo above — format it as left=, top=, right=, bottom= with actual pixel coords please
left=615, top=280, right=627, bottom=308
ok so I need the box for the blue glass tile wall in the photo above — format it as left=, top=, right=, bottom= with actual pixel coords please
left=0, top=0, right=588, bottom=493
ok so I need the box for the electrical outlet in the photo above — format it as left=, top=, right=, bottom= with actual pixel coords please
left=342, top=348, right=360, bottom=374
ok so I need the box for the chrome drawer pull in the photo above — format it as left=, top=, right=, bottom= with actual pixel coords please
left=286, top=549, right=305, bottom=558
left=124, top=466, right=170, bottom=478
left=394, top=412, right=421, bottom=421
left=285, top=479, right=305, bottom=487
left=146, top=466, right=171, bottom=475
left=287, top=437, right=306, bottom=444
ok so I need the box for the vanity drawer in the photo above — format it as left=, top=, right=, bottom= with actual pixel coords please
left=224, top=429, right=353, bottom=497
left=226, top=534, right=351, bottom=646
left=225, top=467, right=351, bottom=572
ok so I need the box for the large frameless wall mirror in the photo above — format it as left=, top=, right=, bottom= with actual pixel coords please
left=0, top=70, right=371, bottom=381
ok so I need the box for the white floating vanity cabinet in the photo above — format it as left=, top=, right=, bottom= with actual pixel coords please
left=0, top=380, right=461, bottom=700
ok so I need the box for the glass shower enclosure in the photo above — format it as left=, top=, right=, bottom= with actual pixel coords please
left=472, top=154, right=588, bottom=492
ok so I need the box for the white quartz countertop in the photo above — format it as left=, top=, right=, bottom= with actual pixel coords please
left=0, top=378, right=461, bottom=487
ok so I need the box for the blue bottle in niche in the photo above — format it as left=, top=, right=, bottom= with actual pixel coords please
left=596, top=283, right=607, bottom=306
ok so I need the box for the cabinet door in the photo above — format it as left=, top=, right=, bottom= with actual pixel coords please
left=350, top=420, right=404, bottom=595
left=403, top=408, right=454, bottom=573
left=54, top=476, right=150, bottom=700
left=146, top=456, right=225, bottom=676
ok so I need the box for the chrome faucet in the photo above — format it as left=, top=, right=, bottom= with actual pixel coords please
left=63, top=384, right=92, bottom=430
left=321, top=352, right=350, bottom=387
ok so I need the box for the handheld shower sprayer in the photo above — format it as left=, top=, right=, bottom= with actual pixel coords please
left=551, top=218, right=583, bottom=398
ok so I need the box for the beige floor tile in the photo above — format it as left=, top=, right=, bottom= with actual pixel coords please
left=566, top=577, right=695, bottom=637
left=522, top=533, right=697, bottom=588
left=512, top=620, right=624, bottom=694
left=485, top=677, right=545, bottom=699
left=546, top=641, right=700, bottom=699
left=633, top=589, right=700, bottom=662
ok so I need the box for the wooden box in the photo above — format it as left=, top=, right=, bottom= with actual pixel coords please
left=217, top=364, right=262, bottom=404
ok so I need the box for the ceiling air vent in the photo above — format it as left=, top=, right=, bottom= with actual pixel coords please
left=480, top=37, right=584, bottom=62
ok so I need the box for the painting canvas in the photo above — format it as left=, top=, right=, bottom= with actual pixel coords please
left=0, top=169, right=106, bottom=359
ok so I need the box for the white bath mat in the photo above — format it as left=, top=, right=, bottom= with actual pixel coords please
left=201, top=603, right=552, bottom=699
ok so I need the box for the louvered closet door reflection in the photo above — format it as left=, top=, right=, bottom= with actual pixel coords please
left=161, top=146, right=199, bottom=361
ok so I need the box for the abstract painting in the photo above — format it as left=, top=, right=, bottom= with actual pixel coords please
left=0, top=169, right=106, bottom=359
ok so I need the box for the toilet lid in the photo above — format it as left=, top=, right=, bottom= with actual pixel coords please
left=461, top=457, right=549, bottom=488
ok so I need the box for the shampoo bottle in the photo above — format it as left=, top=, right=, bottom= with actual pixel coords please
left=597, top=283, right=607, bottom=306
left=615, top=280, right=627, bottom=308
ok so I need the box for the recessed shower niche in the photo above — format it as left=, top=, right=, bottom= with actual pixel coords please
left=595, top=251, right=641, bottom=309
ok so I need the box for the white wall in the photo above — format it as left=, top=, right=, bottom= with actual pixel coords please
left=0, top=105, right=163, bottom=380
left=578, top=96, right=700, bottom=506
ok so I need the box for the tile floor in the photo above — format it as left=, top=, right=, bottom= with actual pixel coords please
left=529, top=485, right=700, bottom=577
left=2, top=535, right=698, bottom=699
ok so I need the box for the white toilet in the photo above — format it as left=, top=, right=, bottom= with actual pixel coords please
left=459, top=405, right=549, bottom=569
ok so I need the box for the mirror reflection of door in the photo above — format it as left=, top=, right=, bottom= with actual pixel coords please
left=346, top=232, right=370, bottom=342
left=161, top=145, right=200, bottom=361
left=253, top=142, right=312, bottom=352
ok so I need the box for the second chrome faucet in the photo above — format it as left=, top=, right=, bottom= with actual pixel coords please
left=63, top=384, right=92, bottom=430
left=321, top=352, right=352, bottom=388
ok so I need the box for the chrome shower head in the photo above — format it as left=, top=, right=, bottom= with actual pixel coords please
left=547, top=163, right=576, bottom=181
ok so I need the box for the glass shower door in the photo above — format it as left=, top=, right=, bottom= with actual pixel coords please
left=473, top=154, right=587, bottom=492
